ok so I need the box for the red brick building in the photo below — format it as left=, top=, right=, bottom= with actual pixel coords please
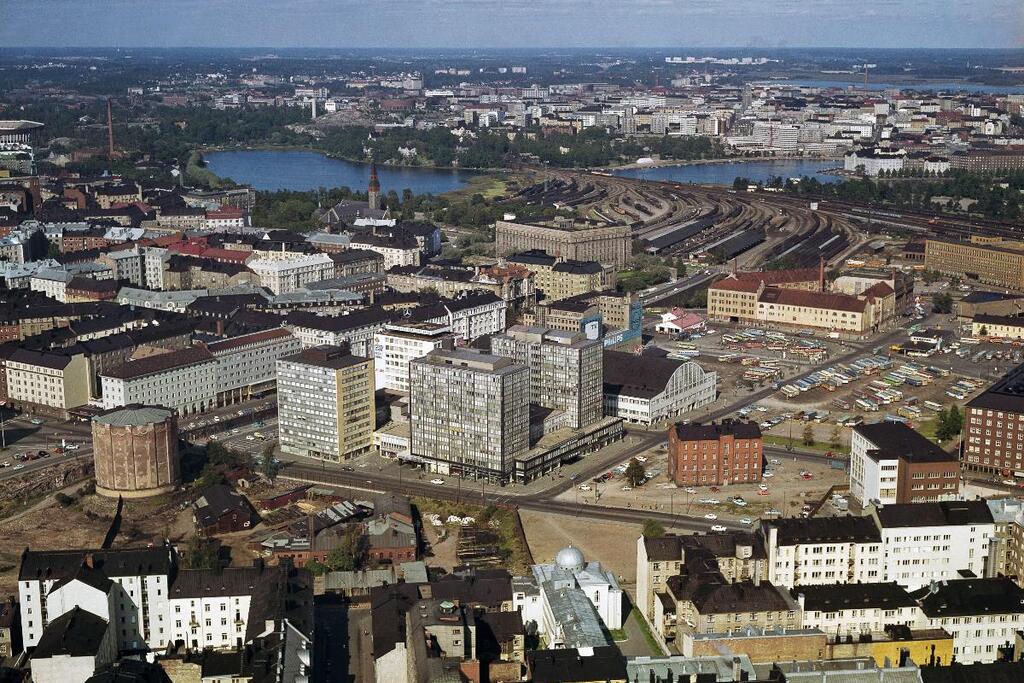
left=668, top=420, right=763, bottom=486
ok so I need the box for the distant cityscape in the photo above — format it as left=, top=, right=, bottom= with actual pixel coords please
left=1, top=42, right=1024, bottom=683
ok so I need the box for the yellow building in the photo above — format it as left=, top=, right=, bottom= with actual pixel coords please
left=925, top=237, right=1024, bottom=291
left=973, top=314, right=1024, bottom=340
left=505, top=250, right=615, bottom=302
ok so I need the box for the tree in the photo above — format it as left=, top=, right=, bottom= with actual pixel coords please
left=323, top=526, right=367, bottom=572
left=642, top=519, right=666, bottom=538
left=183, top=534, right=219, bottom=569
left=830, top=424, right=842, bottom=451
left=802, top=424, right=815, bottom=447
left=979, top=325, right=989, bottom=337
left=260, top=444, right=280, bottom=483
left=305, top=560, right=328, bottom=576
left=625, top=458, right=647, bottom=487
left=932, top=292, right=953, bottom=314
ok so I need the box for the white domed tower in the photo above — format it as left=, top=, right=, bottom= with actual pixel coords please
left=554, top=546, right=586, bottom=572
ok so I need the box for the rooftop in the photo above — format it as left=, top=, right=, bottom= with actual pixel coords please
left=673, top=420, right=762, bottom=442
left=279, top=345, right=370, bottom=371
left=854, top=421, right=957, bottom=463
left=102, top=346, right=215, bottom=380
left=94, top=404, right=175, bottom=427
left=875, top=500, right=993, bottom=528
left=764, top=515, right=881, bottom=546
left=797, top=582, right=916, bottom=612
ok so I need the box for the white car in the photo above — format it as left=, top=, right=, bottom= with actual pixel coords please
left=13, top=464, right=24, bottom=470
left=684, top=487, right=697, bottom=494
left=710, top=525, right=728, bottom=532
left=770, top=458, right=781, bottom=465
left=698, top=498, right=720, bottom=505
left=621, top=485, right=632, bottom=492
left=731, top=498, right=747, bottom=507
left=704, top=513, right=718, bottom=520
left=762, top=471, right=774, bottom=478
left=758, top=483, right=769, bottom=491
left=740, top=517, right=754, bottom=525
left=63, top=444, right=80, bottom=451
left=430, top=478, right=445, bottom=485
left=578, top=484, right=592, bottom=491
left=634, top=455, right=648, bottom=463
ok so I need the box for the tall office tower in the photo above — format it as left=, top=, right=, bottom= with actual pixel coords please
left=489, top=325, right=603, bottom=429
left=277, top=345, right=375, bottom=463
left=409, top=349, right=529, bottom=483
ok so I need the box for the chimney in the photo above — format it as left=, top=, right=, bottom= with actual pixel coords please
left=732, top=657, right=742, bottom=680
left=818, top=257, right=825, bottom=292
left=84, top=552, right=94, bottom=569
left=106, top=98, right=115, bottom=158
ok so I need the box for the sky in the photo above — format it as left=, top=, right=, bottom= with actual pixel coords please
left=2, top=0, right=1023, bottom=49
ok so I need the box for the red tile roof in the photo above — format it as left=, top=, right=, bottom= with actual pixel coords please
left=759, top=288, right=867, bottom=313
left=103, top=346, right=215, bottom=380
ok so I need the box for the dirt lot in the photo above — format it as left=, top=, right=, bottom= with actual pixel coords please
left=0, top=484, right=196, bottom=596
left=519, top=509, right=642, bottom=587
left=554, top=441, right=846, bottom=525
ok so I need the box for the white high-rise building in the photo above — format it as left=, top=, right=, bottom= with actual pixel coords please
left=372, top=322, right=454, bottom=393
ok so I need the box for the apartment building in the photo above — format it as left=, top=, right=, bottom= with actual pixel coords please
left=925, top=238, right=1024, bottom=291
left=287, top=308, right=393, bottom=356
left=409, top=349, right=530, bottom=483
left=667, top=420, right=763, bottom=487
left=203, top=328, right=301, bottom=406
left=762, top=516, right=883, bottom=589
left=371, top=322, right=454, bottom=393
left=910, top=577, right=1024, bottom=664
left=873, top=500, right=995, bottom=590
left=963, top=363, right=1024, bottom=477
left=796, top=583, right=920, bottom=641
left=277, top=345, right=375, bottom=463
left=505, top=250, right=615, bottom=302
left=489, top=325, right=603, bottom=430
left=494, top=217, right=631, bottom=268
left=850, top=422, right=960, bottom=505
left=100, top=347, right=217, bottom=415
left=635, top=532, right=767, bottom=623
left=5, top=348, right=90, bottom=417
left=18, top=547, right=312, bottom=656
left=248, top=254, right=334, bottom=295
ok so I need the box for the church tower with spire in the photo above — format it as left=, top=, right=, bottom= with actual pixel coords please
left=367, top=162, right=381, bottom=211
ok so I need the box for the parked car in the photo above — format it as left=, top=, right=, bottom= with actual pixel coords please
left=704, top=513, right=718, bottom=520
left=430, top=478, right=445, bottom=485
left=740, top=517, right=754, bottom=526
left=710, top=525, right=728, bottom=532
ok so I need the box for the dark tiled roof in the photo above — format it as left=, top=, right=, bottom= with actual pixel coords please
left=797, top=582, right=915, bottom=612
left=19, top=547, right=174, bottom=582
left=642, top=535, right=684, bottom=562
left=102, top=346, right=214, bottom=380
left=764, top=515, right=881, bottom=545
left=603, top=350, right=686, bottom=400
left=853, top=422, right=956, bottom=463
left=875, top=501, right=993, bottom=528
left=32, top=607, right=109, bottom=659
left=7, top=347, right=76, bottom=370
left=527, top=646, right=627, bottom=683
left=966, top=363, right=1024, bottom=413
left=673, top=420, right=761, bottom=442
left=920, top=661, right=1024, bottom=683
left=192, top=484, right=257, bottom=529
left=911, top=577, right=1024, bottom=617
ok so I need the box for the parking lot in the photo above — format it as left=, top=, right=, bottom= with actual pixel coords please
left=0, top=413, right=92, bottom=481
left=555, top=440, right=847, bottom=527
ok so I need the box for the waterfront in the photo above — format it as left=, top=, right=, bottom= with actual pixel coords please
left=203, top=149, right=474, bottom=194
left=613, top=159, right=841, bottom=185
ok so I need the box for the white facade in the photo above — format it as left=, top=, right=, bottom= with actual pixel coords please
left=248, top=254, right=334, bottom=295
left=350, top=240, right=419, bottom=270
left=604, top=361, right=717, bottom=426
left=166, top=592, right=252, bottom=650
left=797, top=591, right=920, bottom=640
left=878, top=521, right=993, bottom=590
left=101, top=357, right=217, bottom=415
left=419, top=297, right=507, bottom=341
left=513, top=547, right=623, bottom=646
left=766, top=535, right=883, bottom=589
left=372, top=323, right=453, bottom=393
left=206, top=329, right=301, bottom=397
left=850, top=428, right=898, bottom=505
